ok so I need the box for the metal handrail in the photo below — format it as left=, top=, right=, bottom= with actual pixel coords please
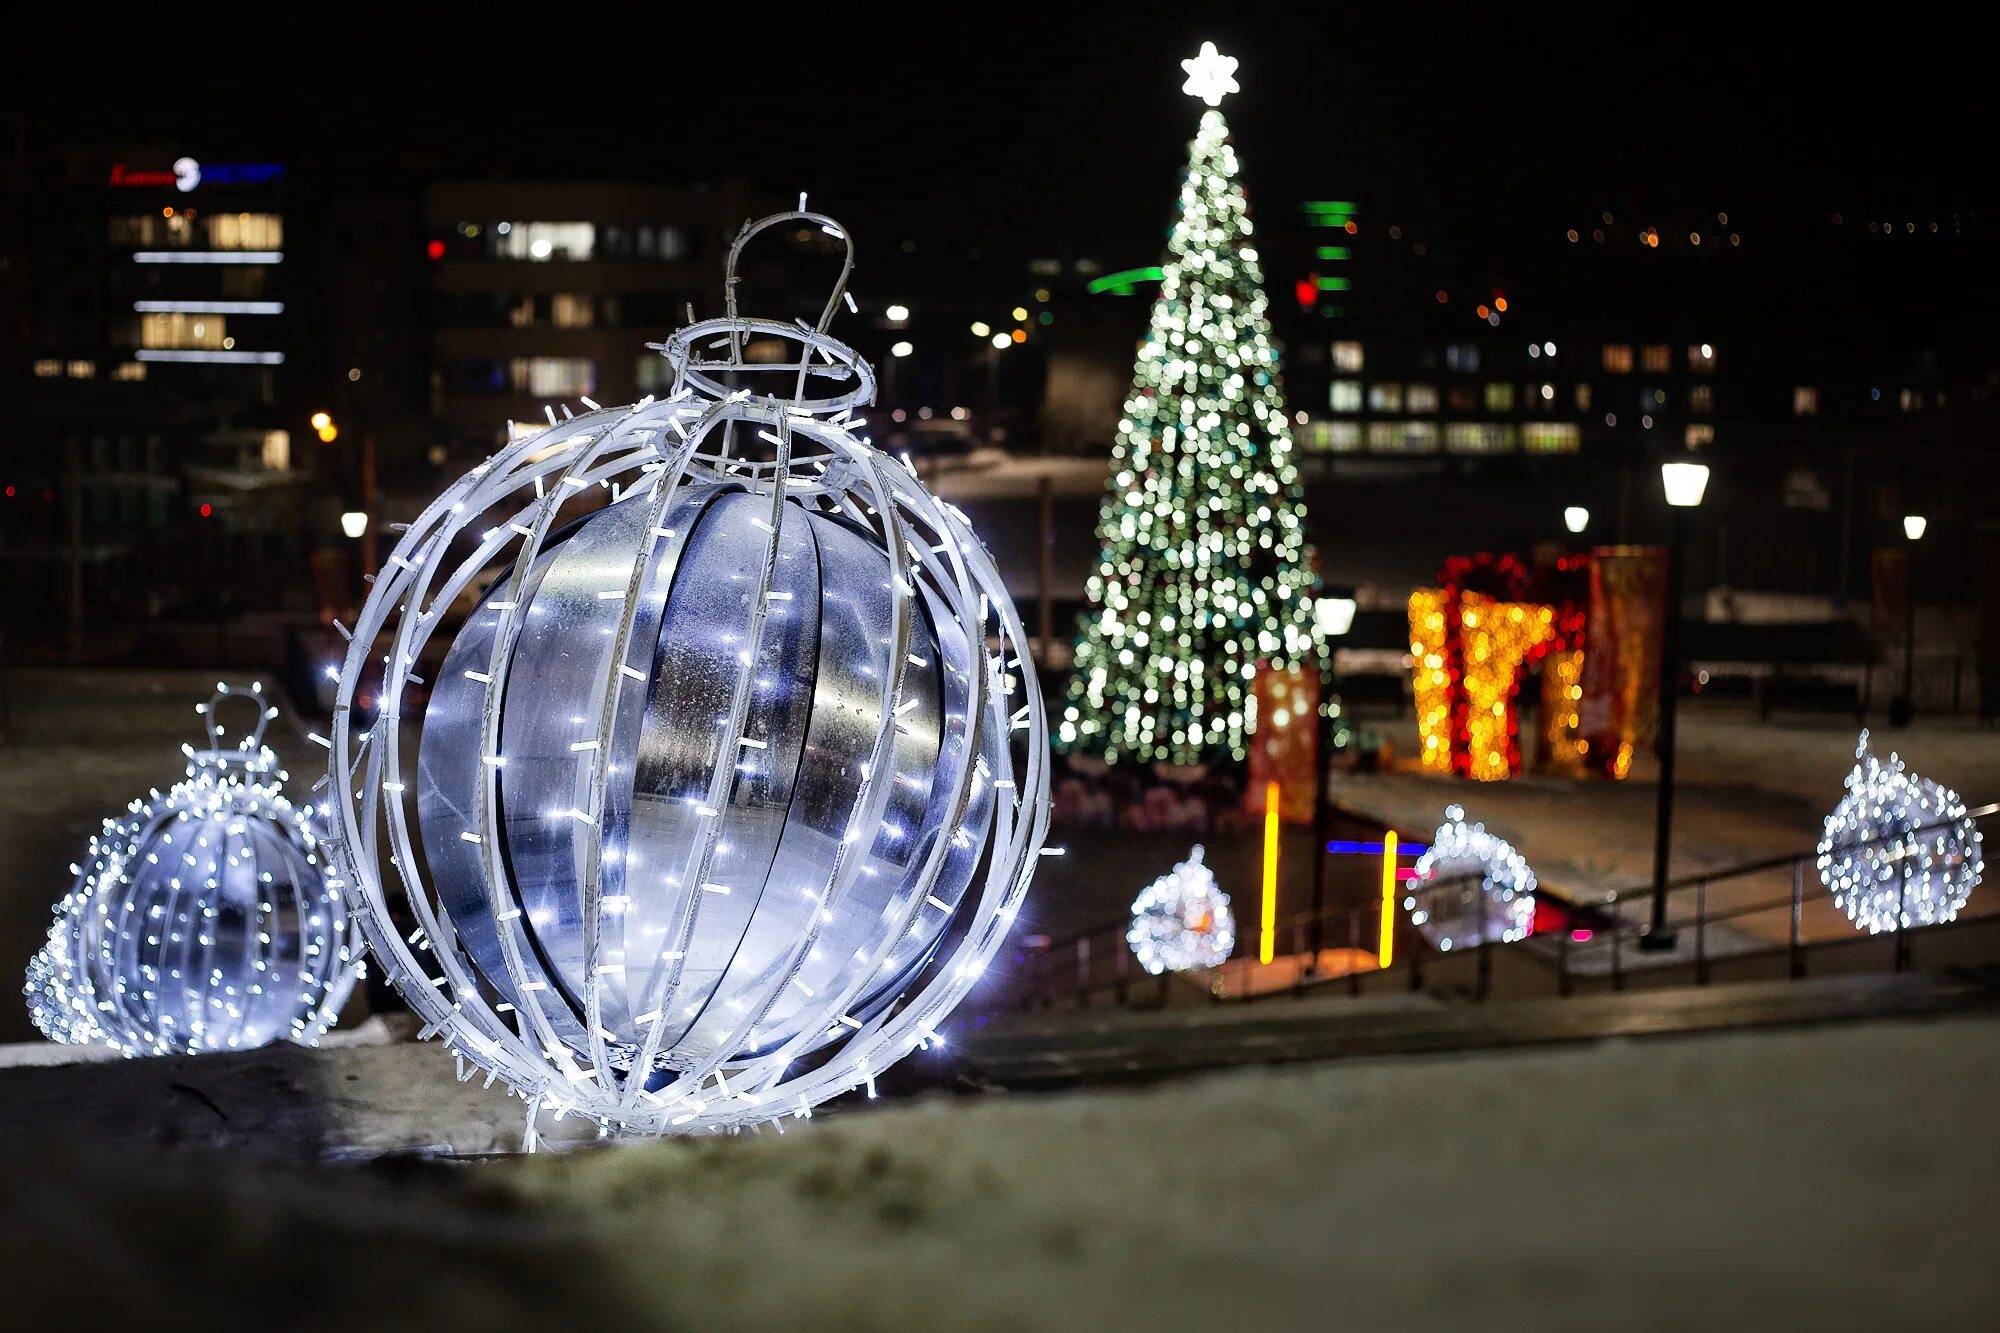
left=1009, top=799, right=1994, bottom=1009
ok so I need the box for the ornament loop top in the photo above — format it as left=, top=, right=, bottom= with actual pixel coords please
left=650, top=204, right=876, bottom=418
left=191, top=680, right=278, bottom=772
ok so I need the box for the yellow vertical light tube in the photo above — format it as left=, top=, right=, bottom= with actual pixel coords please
left=1260, top=781, right=1280, bottom=964
left=1378, top=830, right=1399, bottom=968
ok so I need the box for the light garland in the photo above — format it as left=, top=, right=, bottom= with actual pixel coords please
left=25, top=683, right=359, bottom=1055
left=1126, top=845, right=1235, bottom=974
left=1817, top=731, right=1983, bottom=934
left=1406, top=805, right=1536, bottom=951
left=321, top=205, right=1051, bottom=1142
left=1059, top=45, right=1320, bottom=767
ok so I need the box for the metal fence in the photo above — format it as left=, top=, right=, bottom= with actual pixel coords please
left=1009, top=803, right=1997, bottom=1010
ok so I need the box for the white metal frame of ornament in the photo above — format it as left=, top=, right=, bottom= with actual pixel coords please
left=1126, top=844, right=1235, bottom=974
left=1817, top=730, right=1983, bottom=934
left=27, top=682, right=360, bottom=1055
left=1407, top=805, right=1537, bottom=951
left=321, top=203, right=1053, bottom=1143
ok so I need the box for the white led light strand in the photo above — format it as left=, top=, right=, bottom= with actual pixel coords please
left=24, top=683, right=360, bottom=1055
left=1407, top=805, right=1537, bottom=951
left=322, top=207, right=1051, bottom=1142
left=1817, top=730, right=1983, bottom=934
left=1126, top=844, right=1235, bottom=974
left=1060, top=47, right=1320, bottom=766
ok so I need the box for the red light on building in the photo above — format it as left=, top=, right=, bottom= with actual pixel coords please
left=426, top=239, right=447, bottom=260
left=3, top=485, right=13, bottom=498
left=199, top=503, right=213, bottom=518
left=1294, top=276, right=1316, bottom=307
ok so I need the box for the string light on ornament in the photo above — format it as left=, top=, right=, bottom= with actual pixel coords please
left=1817, top=731, right=1983, bottom=934
left=1127, top=844, right=1235, bottom=974
left=25, top=683, right=359, bottom=1055
left=321, top=206, right=1051, bottom=1143
left=1061, top=43, right=1320, bottom=767
left=1406, top=805, right=1536, bottom=951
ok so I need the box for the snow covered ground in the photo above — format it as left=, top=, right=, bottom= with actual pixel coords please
left=2, top=1014, right=1993, bottom=1327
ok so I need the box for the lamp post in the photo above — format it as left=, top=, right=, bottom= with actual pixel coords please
left=1641, top=458, right=1710, bottom=951
left=1892, top=514, right=1926, bottom=727
left=1308, top=588, right=1357, bottom=961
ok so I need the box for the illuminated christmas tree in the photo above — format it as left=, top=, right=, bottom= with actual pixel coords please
left=1059, top=43, right=1319, bottom=766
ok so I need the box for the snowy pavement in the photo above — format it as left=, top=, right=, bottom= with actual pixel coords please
left=2, top=1013, right=1993, bottom=1327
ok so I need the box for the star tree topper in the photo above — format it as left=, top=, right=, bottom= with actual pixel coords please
left=1180, top=41, right=1240, bottom=106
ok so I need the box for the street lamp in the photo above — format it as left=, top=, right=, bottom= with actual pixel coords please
left=1892, top=514, right=1926, bottom=726
left=1308, top=587, right=1358, bottom=962
left=340, top=511, right=369, bottom=540
left=1564, top=505, right=1590, bottom=535
left=1642, top=456, right=1709, bottom=952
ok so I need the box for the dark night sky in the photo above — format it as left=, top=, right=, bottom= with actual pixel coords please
left=6, top=9, right=1989, bottom=300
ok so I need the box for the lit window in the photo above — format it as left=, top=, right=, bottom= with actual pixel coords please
left=1793, top=386, right=1819, bottom=417
left=1368, top=382, right=1403, bottom=412
left=1483, top=382, right=1515, bottom=412
left=495, top=222, right=595, bottom=262
left=550, top=294, right=594, bottom=329
left=1331, top=340, right=1364, bottom=372
left=112, top=361, right=147, bottom=382
left=1688, top=343, right=1717, bottom=372
left=1329, top=380, right=1362, bottom=413
left=1522, top=423, right=1580, bottom=453
left=1602, top=344, right=1634, bottom=373
left=1641, top=344, right=1671, bottom=373
left=1445, top=343, right=1481, bottom=372
left=1899, top=388, right=1921, bottom=413
left=1301, top=420, right=1363, bottom=453
left=141, top=314, right=227, bottom=350
left=1369, top=421, right=1439, bottom=453
left=1445, top=422, right=1517, bottom=454
left=1446, top=385, right=1478, bottom=412
left=509, top=357, right=595, bottom=396
left=1405, top=383, right=1439, bottom=414
left=1641, top=387, right=1669, bottom=412
left=1690, top=384, right=1713, bottom=414
left=261, top=430, right=291, bottom=471
left=67, top=360, right=97, bottom=379
left=207, top=213, right=284, bottom=250
left=33, top=358, right=62, bottom=378
left=1684, top=424, right=1715, bottom=449
left=1574, top=383, right=1593, bottom=411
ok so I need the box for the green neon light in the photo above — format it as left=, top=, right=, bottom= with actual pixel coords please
left=1303, top=201, right=1358, bottom=213
left=1315, top=246, right=1351, bottom=261
left=1085, top=266, right=1165, bottom=295
left=1316, top=276, right=1350, bottom=291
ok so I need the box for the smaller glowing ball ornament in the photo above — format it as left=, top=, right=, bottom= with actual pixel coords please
left=1126, top=845, right=1235, bottom=974
left=24, top=683, right=360, bottom=1055
left=1817, top=731, right=1983, bottom=934
left=323, top=206, right=1051, bottom=1140
left=1407, top=805, right=1536, bottom=951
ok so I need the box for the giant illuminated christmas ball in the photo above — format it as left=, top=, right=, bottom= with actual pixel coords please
left=1818, top=731, right=1983, bottom=934
left=322, top=207, right=1051, bottom=1140
left=1407, top=805, right=1536, bottom=951
left=25, top=683, right=359, bottom=1055
left=1126, top=845, right=1235, bottom=974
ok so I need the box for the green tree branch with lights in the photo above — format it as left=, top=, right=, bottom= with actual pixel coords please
left=1060, top=49, right=1320, bottom=767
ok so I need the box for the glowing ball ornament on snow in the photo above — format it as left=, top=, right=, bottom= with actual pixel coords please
left=1126, top=844, right=1235, bottom=974
left=1817, top=731, right=1983, bottom=934
left=1406, top=805, right=1537, bottom=951
left=25, top=683, right=359, bottom=1055
left=322, top=206, right=1052, bottom=1140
